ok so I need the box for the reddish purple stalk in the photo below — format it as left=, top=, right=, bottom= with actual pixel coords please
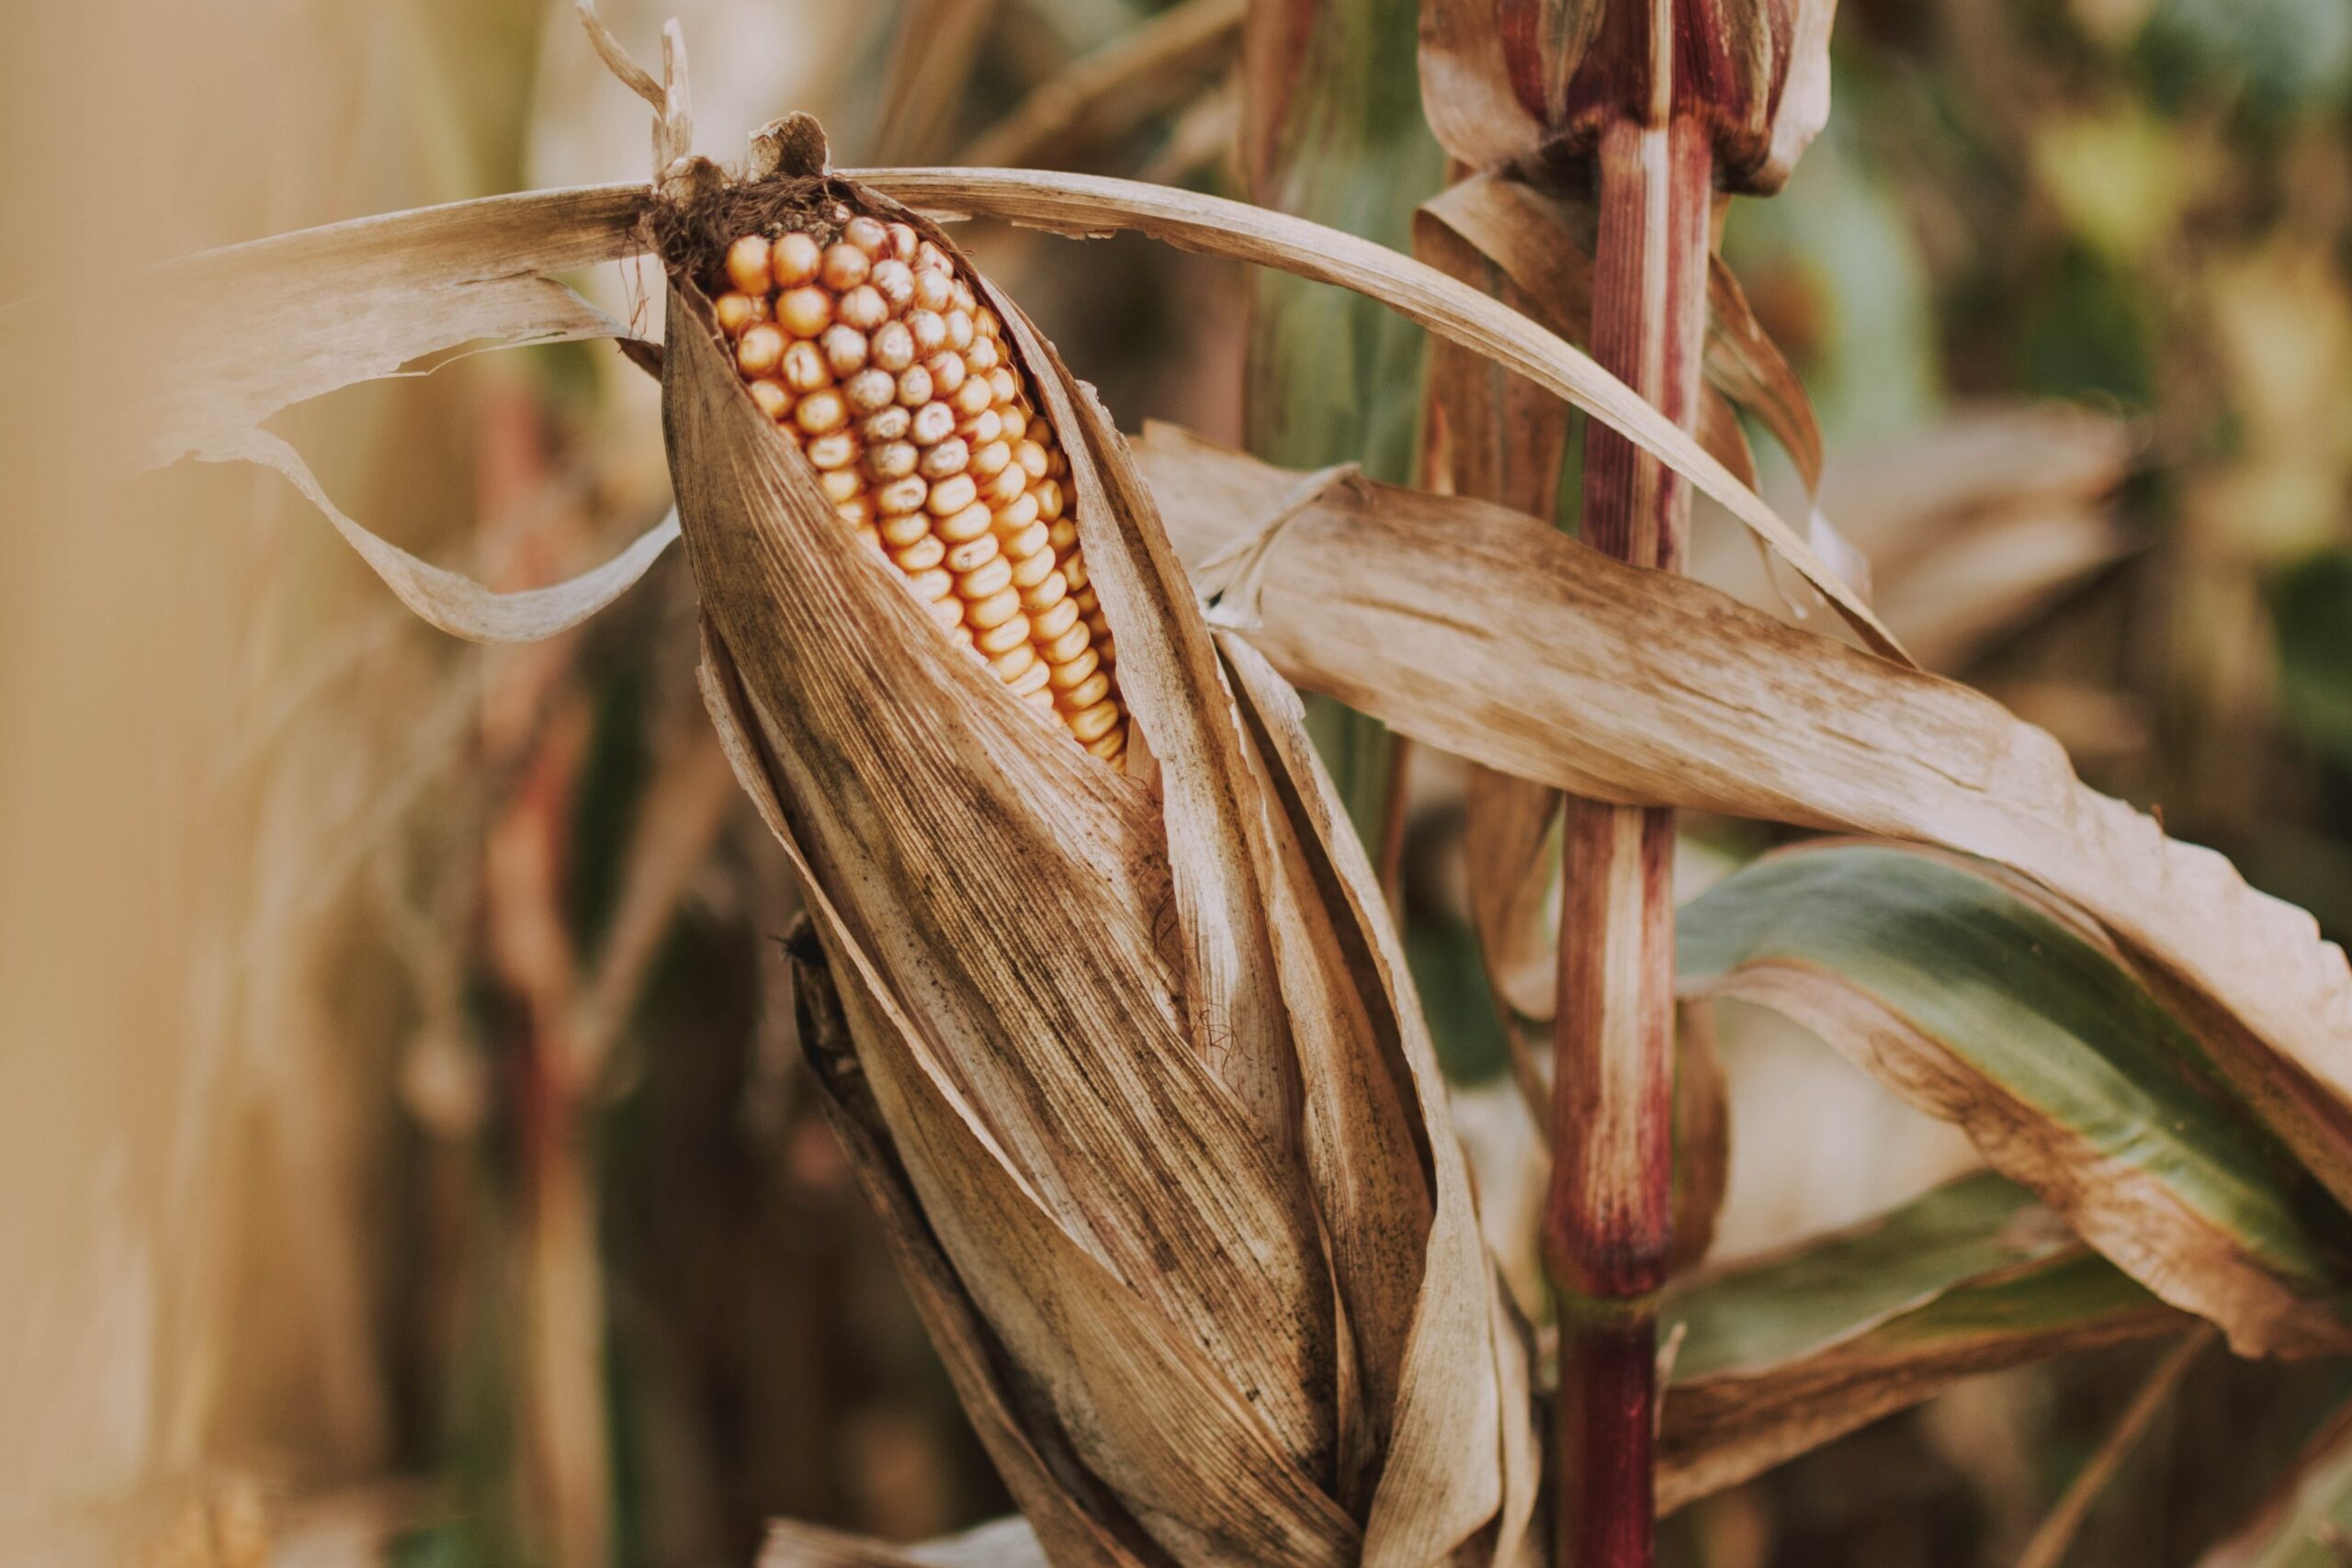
left=1544, top=99, right=1713, bottom=1568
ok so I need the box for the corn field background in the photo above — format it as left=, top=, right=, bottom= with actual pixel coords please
left=11, top=0, right=2352, bottom=1565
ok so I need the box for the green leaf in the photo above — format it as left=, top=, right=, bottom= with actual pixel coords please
left=1239, top=0, right=1442, bottom=843
left=1677, top=842, right=2352, bottom=1357
left=1659, top=1171, right=2179, bottom=1513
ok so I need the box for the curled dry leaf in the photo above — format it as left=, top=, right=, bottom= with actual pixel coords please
left=0, top=185, right=673, bottom=643
left=1132, top=427, right=2352, bottom=1238
left=855, top=164, right=1901, bottom=658
left=658, top=119, right=1532, bottom=1565
left=11, top=156, right=1891, bottom=658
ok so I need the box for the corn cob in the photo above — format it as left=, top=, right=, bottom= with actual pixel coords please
left=709, top=209, right=1127, bottom=766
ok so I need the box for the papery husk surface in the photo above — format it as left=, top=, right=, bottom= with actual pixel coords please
left=1136, top=427, right=2352, bottom=1238
left=661, top=156, right=1530, bottom=1567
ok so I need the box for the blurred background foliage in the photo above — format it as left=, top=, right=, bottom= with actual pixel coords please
left=9, top=0, right=2352, bottom=1565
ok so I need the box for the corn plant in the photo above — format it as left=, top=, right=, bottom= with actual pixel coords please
left=15, top=2, right=2352, bottom=1566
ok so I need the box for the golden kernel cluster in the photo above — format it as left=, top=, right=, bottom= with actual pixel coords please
left=714, top=211, right=1125, bottom=766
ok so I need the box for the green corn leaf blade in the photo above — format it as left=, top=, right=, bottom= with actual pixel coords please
left=1677, top=842, right=2352, bottom=1359
left=1659, top=1170, right=2180, bottom=1513
left=1240, top=0, right=1442, bottom=845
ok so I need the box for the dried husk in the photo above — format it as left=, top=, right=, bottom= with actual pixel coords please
left=660, top=130, right=1532, bottom=1567
left=1135, top=427, right=2352, bottom=1237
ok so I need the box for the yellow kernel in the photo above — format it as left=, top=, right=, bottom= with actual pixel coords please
left=1037, top=479, right=1065, bottom=521
left=1023, top=569, right=1069, bottom=611
left=716, top=290, right=768, bottom=335
left=987, top=367, right=1019, bottom=405
left=994, top=491, right=1040, bottom=530
left=896, top=365, right=935, bottom=408
left=952, top=378, right=994, bottom=419
left=736, top=322, right=786, bottom=378
left=977, top=307, right=1001, bottom=339
left=986, top=463, right=1027, bottom=505
left=945, top=310, right=975, bottom=351
left=876, top=477, right=929, bottom=516
left=1057, top=671, right=1112, bottom=712
left=745, top=378, right=789, bottom=421
left=953, top=280, right=978, bottom=315
left=725, top=234, right=773, bottom=295
left=956, top=553, right=1012, bottom=595
left=917, top=239, right=951, bottom=272
left=886, top=221, right=920, bottom=262
left=843, top=215, right=890, bottom=256
left=927, top=595, right=965, bottom=632
left=907, top=567, right=954, bottom=603
left=807, top=431, right=857, bottom=470
left=1016, top=440, right=1050, bottom=479
left=773, top=232, right=823, bottom=288
left=991, top=643, right=1039, bottom=682
left=871, top=321, right=916, bottom=373
left=820, top=469, right=863, bottom=502
left=776, top=286, right=832, bottom=336
left=1008, top=658, right=1054, bottom=697
left=937, top=502, right=995, bottom=544
left=782, top=341, right=831, bottom=393
left=820, top=243, right=870, bottom=291
left=838, top=497, right=874, bottom=528
left=866, top=440, right=918, bottom=479
left=1007, top=537, right=1057, bottom=588
left=967, top=336, right=1001, bottom=373
left=838, top=286, right=889, bottom=332
left=998, top=409, right=1028, bottom=443
left=909, top=310, right=948, bottom=355
left=975, top=609, right=1031, bottom=652
left=880, top=511, right=933, bottom=547
left=945, top=534, right=1001, bottom=574
left=919, top=437, right=970, bottom=479
left=926, top=473, right=979, bottom=516
left=1047, top=645, right=1099, bottom=689
left=872, top=258, right=915, bottom=312
left=863, top=406, right=911, bottom=442
left=958, top=408, right=1004, bottom=446
left=964, top=587, right=1021, bottom=629
left=913, top=267, right=955, bottom=312
left=795, top=389, right=849, bottom=434
left=924, top=351, right=966, bottom=395
left=971, top=441, right=1012, bottom=479
left=820, top=324, right=868, bottom=377
left=910, top=402, right=956, bottom=446
left=894, top=536, right=946, bottom=571
left=1068, top=699, right=1121, bottom=743
left=1043, top=619, right=1091, bottom=663
left=845, top=369, right=898, bottom=414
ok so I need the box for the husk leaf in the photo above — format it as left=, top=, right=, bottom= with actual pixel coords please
left=1133, top=427, right=2352, bottom=1231
left=661, top=150, right=1527, bottom=1565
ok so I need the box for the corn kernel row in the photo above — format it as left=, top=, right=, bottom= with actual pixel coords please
left=712, top=210, right=1125, bottom=765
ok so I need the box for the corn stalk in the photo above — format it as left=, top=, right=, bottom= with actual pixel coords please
left=1415, top=2, right=1839, bottom=1559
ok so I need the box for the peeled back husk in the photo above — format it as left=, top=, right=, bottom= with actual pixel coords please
left=660, top=120, right=1533, bottom=1568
